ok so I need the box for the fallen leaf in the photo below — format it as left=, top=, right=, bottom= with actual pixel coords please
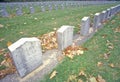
left=101, top=34, right=107, bottom=38
left=78, top=79, right=83, bottom=82
left=96, top=75, right=106, bottom=82
left=0, top=38, right=4, bottom=42
left=50, top=70, right=57, bottom=79
left=79, top=70, right=87, bottom=77
left=7, top=41, right=12, bottom=47
left=77, top=50, right=84, bottom=55
left=109, top=63, right=115, bottom=68
left=67, top=75, right=77, bottom=82
left=19, top=31, right=24, bottom=34
left=89, top=77, right=97, bottom=82
left=97, top=62, right=103, bottom=67
left=67, top=54, right=74, bottom=59
left=0, top=24, right=4, bottom=28
left=103, top=53, right=110, bottom=59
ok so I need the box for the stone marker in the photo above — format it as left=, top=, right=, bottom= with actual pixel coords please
left=57, top=25, right=74, bottom=50
left=80, top=17, right=90, bottom=36
left=41, top=6, right=45, bottom=12
left=101, top=11, right=106, bottom=22
left=16, top=8, right=23, bottom=16
left=93, top=13, right=102, bottom=29
left=30, top=7, right=35, bottom=14
left=8, top=37, right=42, bottom=77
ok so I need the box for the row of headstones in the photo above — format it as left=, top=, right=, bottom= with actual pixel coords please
left=0, top=1, right=117, bottom=17
left=8, top=4, right=120, bottom=78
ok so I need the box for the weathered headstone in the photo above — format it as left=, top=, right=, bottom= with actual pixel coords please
left=41, top=6, right=45, bottom=12
left=80, top=17, right=90, bottom=36
left=93, top=13, right=102, bottom=29
left=101, top=11, right=106, bottom=22
left=30, top=7, right=35, bottom=14
left=16, top=8, right=23, bottom=16
left=48, top=5, right=52, bottom=11
left=57, top=25, right=74, bottom=50
left=8, top=37, right=43, bottom=77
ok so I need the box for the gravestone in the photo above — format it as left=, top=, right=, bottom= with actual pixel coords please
left=93, top=13, right=102, bottom=29
left=41, top=6, right=45, bottom=12
left=80, top=17, right=90, bottom=36
left=48, top=5, right=52, bottom=11
left=0, top=9, right=9, bottom=17
left=57, top=25, right=74, bottom=50
left=101, top=11, right=106, bottom=22
left=30, top=7, right=35, bottom=14
left=55, top=5, right=58, bottom=10
left=8, top=37, right=43, bottom=77
left=106, top=9, right=111, bottom=19
left=16, top=8, right=23, bottom=16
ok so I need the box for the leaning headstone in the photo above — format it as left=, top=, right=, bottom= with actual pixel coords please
left=30, top=7, right=35, bottom=14
left=16, top=8, right=23, bottom=16
left=0, top=9, right=9, bottom=17
left=80, top=17, right=90, bottom=36
left=57, top=25, right=74, bottom=50
left=93, top=13, right=102, bottom=29
left=8, top=37, right=43, bottom=77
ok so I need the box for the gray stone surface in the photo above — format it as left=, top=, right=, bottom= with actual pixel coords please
left=30, top=7, right=35, bottom=14
left=101, top=11, right=106, bottom=22
left=57, top=25, right=74, bottom=50
left=80, top=17, right=90, bottom=36
left=16, top=8, right=23, bottom=16
left=0, top=9, right=9, bottom=17
left=93, top=13, right=102, bottom=29
left=8, top=37, right=42, bottom=77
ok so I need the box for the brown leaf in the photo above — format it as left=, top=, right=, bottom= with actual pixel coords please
left=0, top=38, right=4, bottom=42
left=50, top=70, right=57, bottom=79
left=67, top=54, right=74, bottom=59
left=103, top=53, right=110, bottom=59
left=7, top=41, right=12, bottom=47
left=67, top=75, right=77, bottom=82
left=89, top=77, right=97, bottom=82
left=78, top=79, right=83, bottom=82
left=97, top=62, right=103, bottom=67
left=76, top=50, right=84, bottom=55
left=0, top=24, right=4, bottom=28
left=19, top=31, right=24, bottom=34
left=96, top=75, right=106, bottom=82
left=109, top=63, right=115, bottom=68
left=79, top=70, right=87, bottom=77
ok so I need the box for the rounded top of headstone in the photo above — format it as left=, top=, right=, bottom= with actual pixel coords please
left=8, top=37, right=40, bottom=52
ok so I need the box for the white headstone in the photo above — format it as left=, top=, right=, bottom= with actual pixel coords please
left=8, top=37, right=42, bottom=77
left=80, top=17, right=90, bottom=36
left=57, top=25, right=74, bottom=50
left=93, top=13, right=102, bottom=29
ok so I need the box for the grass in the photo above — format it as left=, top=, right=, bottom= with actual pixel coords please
left=40, top=12, right=120, bottom=82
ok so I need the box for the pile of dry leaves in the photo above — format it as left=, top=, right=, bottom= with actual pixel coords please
left=0, top=51, right=16, bottom=79
left=38, top=31, right=58, bottom=52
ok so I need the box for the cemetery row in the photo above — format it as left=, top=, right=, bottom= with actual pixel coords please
left=0, top=1, right=117, bottom=17
left=8, top=4, right=120, bottom=78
